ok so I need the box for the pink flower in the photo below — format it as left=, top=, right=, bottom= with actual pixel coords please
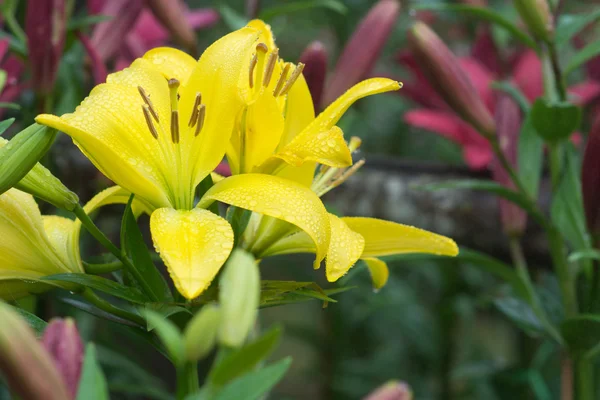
left=0, top=39, right=26, bottom=113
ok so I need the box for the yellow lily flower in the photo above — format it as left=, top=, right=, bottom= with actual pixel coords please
left=220, top=21, right=458, bottom=288
left=36, top=22, right=334, bottom=299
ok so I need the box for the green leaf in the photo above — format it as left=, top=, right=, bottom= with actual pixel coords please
left=568, top=249, right=600, bottom=263
left=455, top=248, right=524, bottom=294
left=566, top=40, right=600, bottom=77
left=260, top=0, right=346, bottom=21
left=556, top=10, right=600, bottom=47
left=226, top=206, right=252, bottom=248
left=42, top=273, right=148, bottom=304
left=413, top=4, right=537, bottom=49
left=260, top=285, right=354, bottom=308
left=561, top=315, right=600, bottom=358
left=142, top=310, right=185, bottom=366
left=96, top=345, right=167, bottom=389
left=77, top=344, right=109, bottom=400
left=494, top=295, right=545, bottom=335
left=208, top=326, right=282, bottom=388
left=68, top=14, right=111, bottom=31
left=121, top=195, right=172, bottom=302
left=212, top=358, right=292, bottom=400
left=219, top=5, right=248, bottom=31
left=0, top=102, right=20, bottom=110
left=531, top=99, right=582, bottom=142
left=491, top=81, right=531, bottom=113
left=0, top=70, right=6, bottom=93
left=0, top=118, right=15, bottom=136
left=9, top=305, right=47, bottom=337
left=550, top=145, right=591, bottom=251
left=517, top=112, right=544, bottom=200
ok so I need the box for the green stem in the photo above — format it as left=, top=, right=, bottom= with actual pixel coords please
left=576, top=358, right=594, bottom=400
left=548, top=143, right=562, bottom=189
left=176, top=362, right=199, bottom=400
left=83, top=260, right=123, bottom=275
left=3, top=13, right=26, bottom=44
left=73, top=205, right=160, bottom=302
left=82, top=288, right=145, bottom=326
left=548, top=43, right=568, bottom=102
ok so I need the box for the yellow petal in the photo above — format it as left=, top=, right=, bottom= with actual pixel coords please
left=143, top=47, right=197, bottom=84
left=273, top=126, right=352, bottom=168
left=35, top=68, right=173, bottom=209
left=150, top=208, right=234, bottom=299
left=342, top=217, right=459, bottom=257
left=198, top=174, right=330, bottom=268
left=301, top=78, right=400, bottom=137
left=178, top=26, right=262, bottom=189
left=43, top=216, right=82, bottom=273
left=247, top=20, right=276, bottom=52
left=363, top=257, right=389, bottom=290
left=326, top=214, right=365, bottom=282
left=274, top=162, right=317, bottom=188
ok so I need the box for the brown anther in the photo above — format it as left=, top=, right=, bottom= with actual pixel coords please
left=142, top=105, right=159, bottom=139
left=279, top=63, right=305, bottom=96
left=248, top=54, right=258, bottom=88
left=188, top=92, right=202, bottom=127
left=171, top=111, right=180, bottom=144
left=137, top=86, right=159, bottom=122
left=194, top=104, right=206, bottom=136
left=273, top=63, right=291, bottom=96
left=256, top=43, right=268, bottom=53
left=262, top=49, right=279, bottom=87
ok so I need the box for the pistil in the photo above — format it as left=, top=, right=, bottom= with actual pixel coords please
left=168, top=78, right=180, bottom=144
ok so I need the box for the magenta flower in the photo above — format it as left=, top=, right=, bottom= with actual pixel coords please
left=0, top=39, right=26, bottom=112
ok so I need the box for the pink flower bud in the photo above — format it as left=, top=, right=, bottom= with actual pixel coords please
left=322, top=0, right=400, bottom=106
left=492, top=94, right=526, bottom=236
left=0, top=303, right=70, bottom=400
left=246, top=0, right=260, bottom=18
left=145, top=0, right=198, bottom=56
left=25, top=0, right=66, bottom=96
left=299, top=41, right=328, bottom=112
left=91, top=0, right=144, bottom=62
left=407, top=22, right=496, bottom=137
left=513, top=0, right=554, bottom=42
left=583, top=115, right=600, bottom=238
left=42, top=319, right=84, bottom=400
left=364, top=381, right=413, bottom=400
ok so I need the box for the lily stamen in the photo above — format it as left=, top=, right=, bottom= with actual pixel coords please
left=142, top=104, right=159, bottom=139
left=262, top=49, right=279, bottom=87
left=273, top=63, right=290, bottom=96
left=188, top=92, right=202, bottom=127
left=137, top=86, right=159, bottom=122
left=248, top=54, right=258, bottom=88
left=279, top=63, right=305, bottom=96
left=168, top=79, right=180, bottom=144
left=194, top=104, right=206, bottom=136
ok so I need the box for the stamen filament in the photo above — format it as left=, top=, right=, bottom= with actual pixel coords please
left=142, top=105, right=159, bottom=139
left=137, top=86, right=159, bottom=122
left=194, top=105, right=206, bottom=137
left=273, top=63, right=291, bottom=96
left=249, top=54, right=258, bottom=88
left=262, top=49, right=279, bottom=87
left=279, top=63, right=305, bottom=96
left=168, top=79, right=180, bottom=144
left=188, top=92, right=202, bottom=127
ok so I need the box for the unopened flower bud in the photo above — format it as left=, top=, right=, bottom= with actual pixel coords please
left=492, top=94, right=527, bottom=236
left=408, top=22, right=496, bottom=137
left=364, top=381, right=413, bottom=400
left=218, top=249, right=260, bottom=347
left=91, top=0, right=144, bottom=62
left=583, top=116, right=600, bottom=239
left=42, top=319, right=84, bottom=400
left=184, top=304, right=221, bottom=362
left=246, top=0, right=260, bottom=18
left=513, top=0, right=554, bottom=42
left=0, top=302, right=70, bottom=400
left=25, top=0, right=66, bottom=96
left=299, top=41, right=328, bottom=112
left=323, top=0, right=401, bottom=107
left=145, top=0, right=198, bottom=56
left=0, top=125, right=79, bottom=210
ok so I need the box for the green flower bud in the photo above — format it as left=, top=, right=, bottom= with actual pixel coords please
left=513, top=0, right=554, bottom=42
left=0, top=123, right=78, bottom=210
left=184, top=304, right=221, bottom=362
left=218, top=249, right=260, bottom=347
left=0, top=302, right=70, bottom=400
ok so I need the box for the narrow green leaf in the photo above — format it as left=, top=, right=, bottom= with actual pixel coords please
left=226, top=206, right=252, bottom=248
left=0, top=118, right=15, bottom=136
left=0, top=71, right=7, bottom=93
left=491, top=81, right=531, bottom=113
left=0, top=102, right=20, bottom=110
left=455, top=248, right=523, bottom=293
left=121, top=195, right=172, bottom=302
left=260, top=286, right=355, bottom=308
left=413, top=3, right=537, bottom=49
left=494, top=296, right=545, bottom=335
left=208, top=326, right=282, bottom=388
left=218, top=5, right=248, bottom=31
left=67, top=14, right=111, bottom=30
left=517, top=112, right=544, bottom=200
left=259, top=0, right=347, bottom=21
left=556, top=10, right=600, bottom=47
left=9, top=305, right=47, bottom=337
left=212, top=358, right=292, bottom=400
left=77, top=344, right=109, bottom=400
left=42, top=273, right=147, bottom=304
left=142, top=310, right=185, bottom=366
left=566, top=40, right=600, bottom=76
left=568, top=249, right=600, bottom=263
